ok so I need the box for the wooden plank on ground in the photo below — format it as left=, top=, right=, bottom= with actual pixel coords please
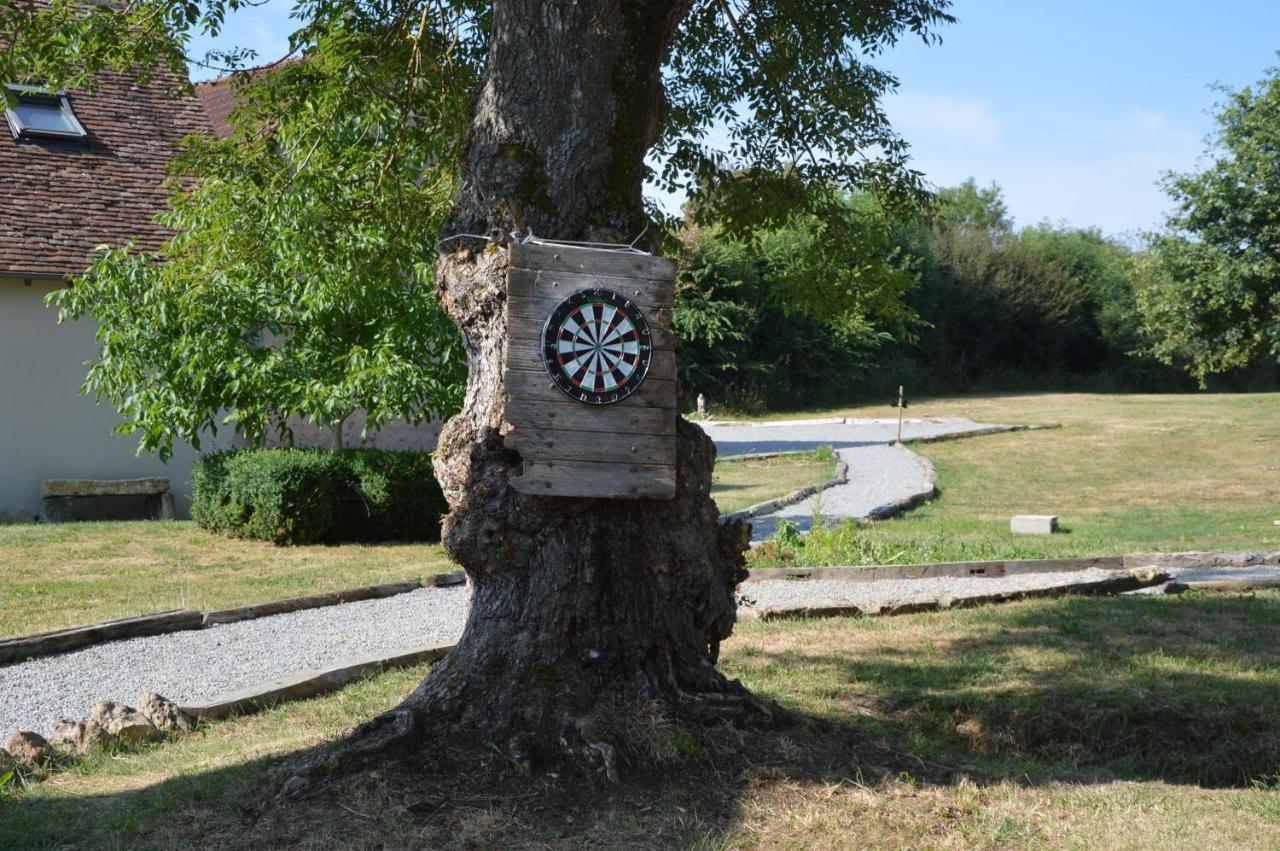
left=0, top=610, right=204, bottom=665
left=744, top=556, right=1126, bottom=584
left=180, top=643, right=454, bottom=720
left=743, top=569, right=1169, bottom=621
left=510, top=459, right=676, bottom=499
left=202, top=580, right=422, bottom=627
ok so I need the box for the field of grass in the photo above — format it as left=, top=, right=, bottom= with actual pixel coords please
left=750, top=392, right=1280, bottom=567
left=4, top=591, right=1279, bottom=848
left=0, top=522, right=453, bottom=639
left=711, top=447, right=839, bottom=513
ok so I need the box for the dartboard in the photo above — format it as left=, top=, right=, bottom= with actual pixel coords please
left=541, top=288, right=652, bottom=405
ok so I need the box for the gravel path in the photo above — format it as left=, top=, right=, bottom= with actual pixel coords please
left=7, top=561, right=1279, bottom=742
left=0, top=587, right=468, bottom=743
left=701, top=417, right=1009, bottom=542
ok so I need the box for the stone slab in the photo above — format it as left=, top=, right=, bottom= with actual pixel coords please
left=1011, top=514, right=1059, bottom=535
left=41, top=477, right=171, bottom=498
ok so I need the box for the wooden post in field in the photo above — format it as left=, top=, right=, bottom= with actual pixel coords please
left=893, top=384, right=906, bottom=446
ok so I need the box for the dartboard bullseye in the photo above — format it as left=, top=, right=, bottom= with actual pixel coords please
left=540, top=287, right=653, bottom=405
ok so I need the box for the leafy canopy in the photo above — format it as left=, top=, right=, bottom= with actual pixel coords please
left=47, top=6, right=476, bottom=457
left=1136, top=63, right=1280, bottom=384
left=8, top=0, right=953, bottom=451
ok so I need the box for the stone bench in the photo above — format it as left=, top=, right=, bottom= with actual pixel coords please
left=41, top=477, right=175, bottom=523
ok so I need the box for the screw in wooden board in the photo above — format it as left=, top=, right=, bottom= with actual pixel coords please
left=553, top=254, right=561, bottom=260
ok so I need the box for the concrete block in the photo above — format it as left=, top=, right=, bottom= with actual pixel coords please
left=1011, top=514, right=1059, bottom=535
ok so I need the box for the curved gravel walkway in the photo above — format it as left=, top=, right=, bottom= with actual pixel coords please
left=701, top=417, right=1009, bottom=542
left=0, top=587, right=468, bottom=743
left=4, top=563, right=1280, bottom=742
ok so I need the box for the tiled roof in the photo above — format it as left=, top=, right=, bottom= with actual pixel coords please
left=0, top=69, right=211, bottom=278
left=194, top=76, right=237, bottom=141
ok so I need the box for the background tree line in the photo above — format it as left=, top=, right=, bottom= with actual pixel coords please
left=675, top=87, right=1280, bottom=415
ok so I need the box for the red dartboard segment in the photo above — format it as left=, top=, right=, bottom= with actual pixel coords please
left=540, top=288, right=653, bottom=405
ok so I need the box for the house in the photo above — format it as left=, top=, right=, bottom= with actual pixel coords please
left=0, top=69, right=216, bottom=520
left=0, top=67, right=440, bottom=520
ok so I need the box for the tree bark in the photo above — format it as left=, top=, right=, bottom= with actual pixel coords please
left=399, top=0, right=757, bottom=769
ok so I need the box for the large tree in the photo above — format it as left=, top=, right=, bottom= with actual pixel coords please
left=1136, top=64, right=1280, bottom=384
left=7, top=0, right=952, bottom=776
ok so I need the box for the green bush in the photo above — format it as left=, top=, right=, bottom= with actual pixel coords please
left=192, top=448, right=446, bottom=545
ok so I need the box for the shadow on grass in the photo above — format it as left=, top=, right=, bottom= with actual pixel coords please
left=3, top=593, right=1278, bottom=848
left=749, top=592, right=1280, bottom=788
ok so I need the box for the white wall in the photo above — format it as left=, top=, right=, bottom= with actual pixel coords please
left=0, top=279, right=443, bottom=520
left=0, top=278, right=212, bottom=520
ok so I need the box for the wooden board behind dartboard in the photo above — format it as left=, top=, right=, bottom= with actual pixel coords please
left=502, top=242, right=678, bottom=499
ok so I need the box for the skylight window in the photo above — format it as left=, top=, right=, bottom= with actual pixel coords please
left=4, top=85, right=87, bottom=141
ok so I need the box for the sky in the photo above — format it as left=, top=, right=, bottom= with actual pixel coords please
left=187, top=0, right=1280, bottom=239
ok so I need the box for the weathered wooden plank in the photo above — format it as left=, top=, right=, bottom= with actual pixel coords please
left=506, top=426, right=676, bottom=467
left=510, top=459, right=676, bottom=499
left=507, top=268, right=671, bottom=311
left=180, top=643, right=454, bottom=720
left=506, top=296, right=676, bottom=347
left=744, top=556, right=1126, bottom=584
left=203, top=580, right=421, bottom=627
left=503, top=364, right=677, bottom=410
left=0, top=610, right=203, bottom=665
left=505, top=399, right=676, bottom=435
left=509, top=242, right=677, bottom=281
left=744, top=569, right=1169, bottom=621
left=507, top=331, right=676, bottom=376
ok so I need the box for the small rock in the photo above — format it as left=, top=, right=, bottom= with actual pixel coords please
left=137, top=692, right=193, bottom=734
left=50, top=718, right=115, bottom=755
left=6, top=731, right=53, bottom=767
left=88, top=701, right=163, bottom=746
left=49, top=718, right=80, bottom=747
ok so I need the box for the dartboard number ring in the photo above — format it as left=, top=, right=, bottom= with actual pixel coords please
left=541, top=288, right=653, bottom=405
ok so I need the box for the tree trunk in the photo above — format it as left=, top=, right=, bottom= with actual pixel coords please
left=397, top=0, right=758, bottom=770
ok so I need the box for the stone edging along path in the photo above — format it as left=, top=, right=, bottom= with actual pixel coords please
left=0, top=574, right=466, bottom=666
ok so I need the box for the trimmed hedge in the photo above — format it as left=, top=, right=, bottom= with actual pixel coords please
left=192, top=448, right=446, bottom=545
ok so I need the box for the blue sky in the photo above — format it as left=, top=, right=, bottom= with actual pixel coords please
left=188, top=1, right=1280, bottom=238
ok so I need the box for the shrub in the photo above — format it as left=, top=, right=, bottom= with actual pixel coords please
left=192, top=448, right=446, bottom=545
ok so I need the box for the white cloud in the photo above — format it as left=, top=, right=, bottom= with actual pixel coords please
left=885, top=92, right=1004, bottom=145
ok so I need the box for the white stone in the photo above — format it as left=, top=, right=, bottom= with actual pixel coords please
left=1011, top=515, right=1059, bottom=535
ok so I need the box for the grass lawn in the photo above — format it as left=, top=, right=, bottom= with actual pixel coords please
left=749, top=392, right=1280, bottom=567
left=3, top=591, right=1278, bottom=848
left=0, top=522, right=453, bottom=640
left=711, top=447, right=839, bottom=513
